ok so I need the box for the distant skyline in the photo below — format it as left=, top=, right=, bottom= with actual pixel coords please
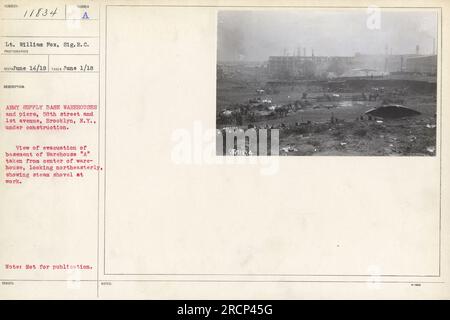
left=217, top=9, right=438, bottom=61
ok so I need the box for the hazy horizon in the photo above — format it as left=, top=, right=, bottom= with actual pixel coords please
left=217, top=9, right=438, bottom=62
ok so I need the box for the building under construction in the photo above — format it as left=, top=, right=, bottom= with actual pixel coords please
left=268, top=44, right=437, bottom=79
left=268, top=55, right=353, bottom=79
left=404, top=55, right=437, bottom=74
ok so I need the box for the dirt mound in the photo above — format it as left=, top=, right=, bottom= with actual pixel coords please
left=365, top=105, right=421, bottom=119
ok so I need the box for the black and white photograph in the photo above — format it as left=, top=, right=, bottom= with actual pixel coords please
left=217, top=9, right=438, bottom=156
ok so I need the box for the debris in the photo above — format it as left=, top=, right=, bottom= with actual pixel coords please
left=426, top=146, right=436, bottom=154
left=426, top=124, right=436, bottom=129
left=221, top=110, right=233, bottom=116
left=281, top=145, right=298, bottom=153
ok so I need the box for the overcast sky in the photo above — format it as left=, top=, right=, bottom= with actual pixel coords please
left=217, top=9, right=438, bottom=61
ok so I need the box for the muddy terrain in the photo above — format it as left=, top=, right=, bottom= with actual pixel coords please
left=217, top=70, right=437, bottom=156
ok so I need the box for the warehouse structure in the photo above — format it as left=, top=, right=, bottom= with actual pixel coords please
left=267, top=45, right=437, bottom=79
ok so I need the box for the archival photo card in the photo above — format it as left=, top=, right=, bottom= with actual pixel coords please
left=216, top=9, right=438, bottom=156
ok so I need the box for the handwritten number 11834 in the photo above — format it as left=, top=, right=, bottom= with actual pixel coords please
left=23, top=8, right=58, bottom=18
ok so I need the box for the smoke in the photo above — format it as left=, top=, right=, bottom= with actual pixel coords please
left=217, top=9, right=438, bottom=61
